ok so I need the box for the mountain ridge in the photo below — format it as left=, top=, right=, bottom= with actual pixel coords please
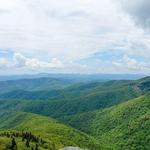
left=0, top=76, right=150, bottom=149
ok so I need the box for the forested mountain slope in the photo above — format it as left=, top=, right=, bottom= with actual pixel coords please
left=64, top=93, right=150, bottom=149
left=0, top=78, right=146, bottom=118
left=0, top=84, right=140, bottom=119
left=0, top=76, right=150, bottom=150
left=0, top=77, right=73, bottom=94
left=0, top=111, right=100, bottom=150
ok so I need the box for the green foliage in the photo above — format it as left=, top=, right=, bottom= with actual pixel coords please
left=0, top=79, right=142, bottom=119
left=65, top=94, right=150, bottom=149
left=0, top=76, right=150, bottom=150
left=0, top=77, right=73, bottom=94
left=0, top=131, right=46, bottom=150
left=0, top=112, right=100, bottom=150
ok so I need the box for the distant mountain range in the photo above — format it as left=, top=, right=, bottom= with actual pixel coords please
left=0, top=75, right=150, bottom=149
left=0, top=73, right=145, bottom=81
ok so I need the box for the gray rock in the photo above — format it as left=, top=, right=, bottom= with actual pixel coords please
left=60, top=146, right=88, bottom=150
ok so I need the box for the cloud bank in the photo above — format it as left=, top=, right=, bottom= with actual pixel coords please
left=0, top=52, right=64, bottom=70
left=121, top=0, right=150, bottom=29
left=0, top=0, right=150, bottom=74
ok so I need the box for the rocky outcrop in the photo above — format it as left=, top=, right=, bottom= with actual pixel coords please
left=60, top=147, right=88, bottom=150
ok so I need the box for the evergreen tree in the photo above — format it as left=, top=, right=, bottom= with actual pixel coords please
left=26, top=139, right=30, bottom=147
left=11, top=138, right=17, bottom=150
left=35, top=144, right=39, bottom=150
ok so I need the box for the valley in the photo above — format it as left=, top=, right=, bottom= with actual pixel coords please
left=0, top=75, right=149, bottom=150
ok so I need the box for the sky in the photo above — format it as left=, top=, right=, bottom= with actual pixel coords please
left=0, top=0, right=150, bottom=75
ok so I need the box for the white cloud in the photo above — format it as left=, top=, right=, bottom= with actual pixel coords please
left=0, top=0, right=133, bottom=61
left=0, top=0, right=150, bottom=74
left=112, top=55, right=150, bottom=71
left=25, top=57, right=64, bottom=69
left=121, top=0, right=150, bottom=29
left=14, top=53, right=27, bottom=67
left=0, top=58, right=8, bottom=68
left=13, top=53, right=64, bottom=69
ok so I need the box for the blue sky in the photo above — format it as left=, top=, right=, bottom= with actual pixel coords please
left=0, top=0, right=150, bottom=75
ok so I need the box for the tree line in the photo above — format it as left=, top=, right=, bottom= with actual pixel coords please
left=0, top=131, right=51, bottom=150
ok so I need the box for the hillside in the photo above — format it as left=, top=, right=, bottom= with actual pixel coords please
left=0, top=76, right=150, bottom=149
left=0, top=111, right=100, bottom=150
left=64, top=93, right=150, bottom=149
left=0, top=77, right=73, bottom=94
left=0, top=78, right=143, bottom=118
left=0, top=84, right=141, bottom=119
left=0, top=89, right=64, bottom=100
left=0, top=78, right=142, bottom=100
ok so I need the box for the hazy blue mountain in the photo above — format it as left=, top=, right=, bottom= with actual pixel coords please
left=0, top=77, right=74, bottom=94
left=0, top=73, right=145, bottom=81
